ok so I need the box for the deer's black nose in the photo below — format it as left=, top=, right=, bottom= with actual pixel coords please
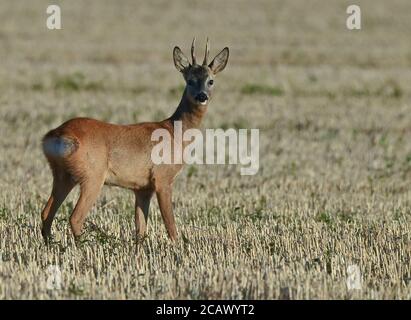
left=195, top=92, right=208, bottom=103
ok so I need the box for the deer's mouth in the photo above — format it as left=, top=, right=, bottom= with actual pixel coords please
left=195, top=92, right=209, bottom=105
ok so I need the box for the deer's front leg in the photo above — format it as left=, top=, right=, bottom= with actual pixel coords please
left=156, top=186, right=177, bottom=241
left=134, top=189, right=153, bottom=241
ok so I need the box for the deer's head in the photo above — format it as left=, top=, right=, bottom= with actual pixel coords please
left=173, top=38, right=229, bottom=106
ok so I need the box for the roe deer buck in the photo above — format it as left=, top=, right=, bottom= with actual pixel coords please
left=40, top=38, right=229, bottom=243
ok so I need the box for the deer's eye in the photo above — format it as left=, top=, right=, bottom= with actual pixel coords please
left=208, top=79, right=214, bottom=86
left=187, top=79, right=195, bottom=86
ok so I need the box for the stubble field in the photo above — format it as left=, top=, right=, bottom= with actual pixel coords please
left=0, top=0, right=410, bottom=299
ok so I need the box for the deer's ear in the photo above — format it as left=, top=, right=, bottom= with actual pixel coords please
left=173, top=47, right=190, bottom=72
left=209, top=47, right=229, bottom=74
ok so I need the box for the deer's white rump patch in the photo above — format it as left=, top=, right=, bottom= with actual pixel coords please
left=43, top=136, right=78, bottom=157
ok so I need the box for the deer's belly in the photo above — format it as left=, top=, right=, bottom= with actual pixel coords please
left=105, top=170, right=152, bottom=190
left=105, top=162, right=153, bottom=190
left=104, top=145, right=155, bottom=189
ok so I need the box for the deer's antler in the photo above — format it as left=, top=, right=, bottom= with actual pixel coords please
left=191, top=37, right=196, bottom=65
left=202, top=37, right=210, bottom=66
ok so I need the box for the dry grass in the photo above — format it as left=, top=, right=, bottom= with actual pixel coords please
left=0, top=0, right=410, bottom=299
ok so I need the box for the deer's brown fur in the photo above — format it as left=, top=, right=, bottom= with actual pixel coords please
left=40, top=39, right=229, bottom=243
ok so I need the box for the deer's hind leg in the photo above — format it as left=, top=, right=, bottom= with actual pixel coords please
left=69, top=174, right=105, bottom=240
left=41, top=172, right=75, bottom=242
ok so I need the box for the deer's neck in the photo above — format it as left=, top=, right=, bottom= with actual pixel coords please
left=168, top=89, right=207, bottom=130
